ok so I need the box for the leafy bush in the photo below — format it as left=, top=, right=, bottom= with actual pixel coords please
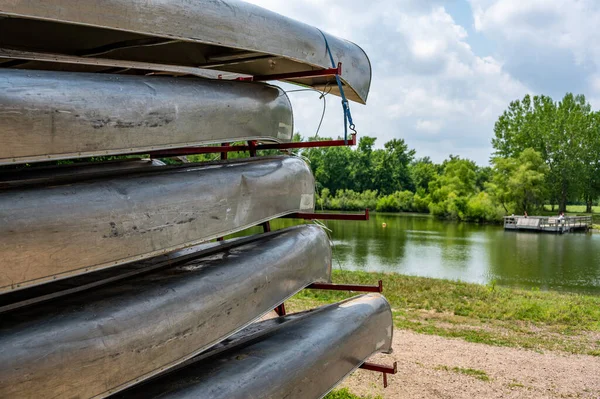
left=465, top=192, right=503, bottom=222
left=317, top=189, right=378, bottom=211
left=376, top=190, right=415, bottom=212
left=376, top=194, right=400, bottom=212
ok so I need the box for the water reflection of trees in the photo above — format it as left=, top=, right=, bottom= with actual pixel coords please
left=486, top=230, right=598, bottom=292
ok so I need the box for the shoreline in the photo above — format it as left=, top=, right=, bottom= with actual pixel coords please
left=312, top=271, right=600, bottom=398
left=317, top=209, right=600, bottom=228
left=290, top=271, right=599, bottom=357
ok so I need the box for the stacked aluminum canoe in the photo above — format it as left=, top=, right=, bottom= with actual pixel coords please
left=0, top=1, right=393, bottom=398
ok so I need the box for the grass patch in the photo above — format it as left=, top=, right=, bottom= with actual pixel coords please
left=324, top=388, right=381, bottom=399
left=543, top=205, right=600, bottom=214
left=507, top=381, right=526, bottom=389
left=542, top=204, right=600, bottom=224
left=288, top=271, right=600, bottom=355
left=435, top=365, right=490, bottom=381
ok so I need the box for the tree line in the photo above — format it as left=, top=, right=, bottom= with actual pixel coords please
left=298, top=93, right=600, bottom=222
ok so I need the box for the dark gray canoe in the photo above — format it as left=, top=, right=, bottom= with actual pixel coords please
left=0, top=69, right=293, bottom=165
left=0, top=156, right=315, bottom=293
left=0, top=225, right=332, bottom=399
left=116, top=294, right=393, bottom=399
left=0, top=0, right=371, bottom=103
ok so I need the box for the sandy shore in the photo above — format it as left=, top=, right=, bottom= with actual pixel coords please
left=341, top=330, right=600, bottom=399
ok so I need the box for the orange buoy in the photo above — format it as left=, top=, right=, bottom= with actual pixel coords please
left=382, top=223, right=387, bottom=228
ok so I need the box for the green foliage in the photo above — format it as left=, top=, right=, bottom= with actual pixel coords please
left=324, top=388, right=381, bottom=399
left=411, top=157, right=439, bottom=191
left=435, top=366, right=490, bottom=382
left=375, top=190, right=414, bottom=212
left=492, top=93, right=600, bottom=212
left=427, top=158, right=478, bottom=220
left=317, top=189, right=378, bottom=211
left=413, top=189, right=431, bottom=213
left=465, top=192, right=503, bottom=222
left=488, top=148, right=548, bottom=214
left=304, top=136, right=415, bottom=196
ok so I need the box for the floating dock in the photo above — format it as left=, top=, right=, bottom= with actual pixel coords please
left=504, top=216, right=592, bottom=233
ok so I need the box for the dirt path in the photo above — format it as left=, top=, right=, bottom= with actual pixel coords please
left=342, top=330, right=600, bottom=398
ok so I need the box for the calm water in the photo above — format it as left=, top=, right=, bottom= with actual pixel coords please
left=262, top=213, right=600, bottom=294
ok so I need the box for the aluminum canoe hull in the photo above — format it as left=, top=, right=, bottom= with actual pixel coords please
left=0, top=69, right=293, bottom=165
left=0, top=156, right=315, bottom=293
left=0, top=0, right=371, bottom=103
left=0, top=225, right=332, bottom=399
left=117, top=294, right=393, bottom=399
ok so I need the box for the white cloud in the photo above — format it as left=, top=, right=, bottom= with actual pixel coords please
left=470, top=0, right=600, bottom=103
left=245, top=0, right=529, bottom=164
left=415, top=119, right=442, bottom=133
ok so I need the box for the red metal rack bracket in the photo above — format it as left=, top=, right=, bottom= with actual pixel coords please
left=282, top=208, right=368, bottom=221
left=220, top=142, right=230, bottom=160
left=360, top=361, right=398, bottom=388
left=235, top=62, right=342, bottom=82
left=307, top=280, right=383, bottom=293
left=248, top=140, right=257, bottom=157
left=274, top=303, right=286, bottom=317
left=149, top=134, right=357, bottom=158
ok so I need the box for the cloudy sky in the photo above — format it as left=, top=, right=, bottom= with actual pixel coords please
left=245, top=0, right=600, bottom=165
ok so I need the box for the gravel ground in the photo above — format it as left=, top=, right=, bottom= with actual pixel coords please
left=341, top=330, right=600, bottom=399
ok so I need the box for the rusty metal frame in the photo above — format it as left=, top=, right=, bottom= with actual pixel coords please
left=307, top=280, right=383, bottom=293
left=360, top=361, right=398, bottom=388
left=148, top=134, right=357, bottom=158
left=283, top=208, right=369, bottom=221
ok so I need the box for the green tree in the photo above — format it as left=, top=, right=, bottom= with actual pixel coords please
left=579, top=111, right=600, bottom=212
left=492, top=93, right=595, bottom=212
left=351, top=136, right=376, bottom=192
left=304, top=138, right=354, bottom=194
left=411, top=157, right=438, bottom=192
left=428, top=157, right=478, bottom=219
left=372, top=139, right=415, bottom=195
left=488, top=148, right=548, bottom=214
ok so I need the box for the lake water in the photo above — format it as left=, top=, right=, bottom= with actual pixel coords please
left=263, top=213, right=600, bottom=294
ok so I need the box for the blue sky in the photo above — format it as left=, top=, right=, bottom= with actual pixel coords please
left=246, top=0, right=600, bottom=165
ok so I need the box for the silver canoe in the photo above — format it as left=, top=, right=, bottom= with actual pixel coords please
left=0, top=156, right=315, bottom=293
left=116, top=294, right=393, bottom=399
left=0, top=0, right=371, bottom=104
left=0, top=69, right=293, bottom=165
left=0, top=225, right=332, bottom=399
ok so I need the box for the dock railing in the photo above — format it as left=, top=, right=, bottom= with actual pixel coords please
left=504, top=215, right=592, bottom=231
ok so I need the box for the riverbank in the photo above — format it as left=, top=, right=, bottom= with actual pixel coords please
left=292, top=271, right=600, bottom=356
left=312, top=271, right=600, bottom=398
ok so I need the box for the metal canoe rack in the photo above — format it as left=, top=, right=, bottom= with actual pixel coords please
left=187, top=68, right=394, bottom=388
left=307, top=278, right=397, bottom=387
left=149, top=134, right=357, bottom=158
left=283, top=208, right=369, bottom=221
left=360, top=362, right=398, bottom=388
